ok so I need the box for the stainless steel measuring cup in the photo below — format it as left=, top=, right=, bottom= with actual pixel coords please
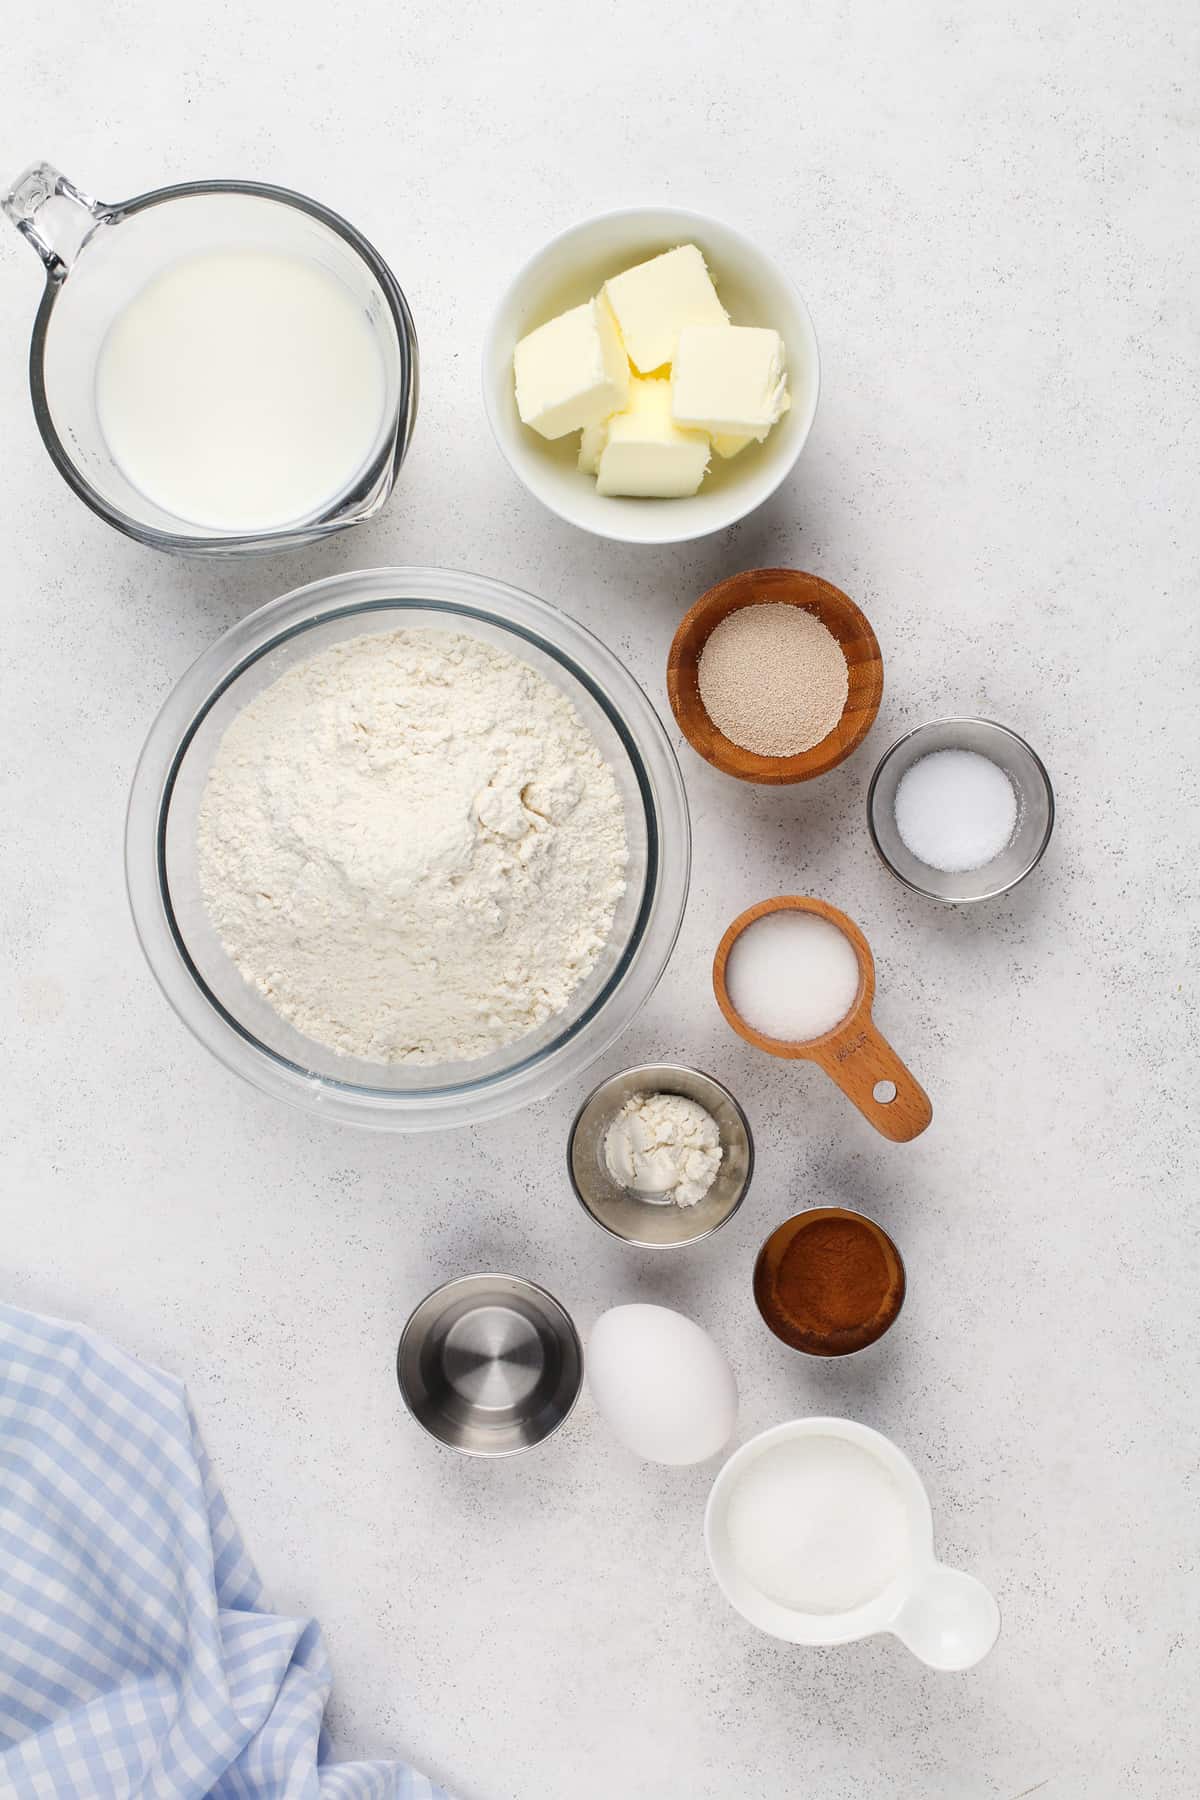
left=3, top=161, right=418, bottom=555
left=397, top=1275, right=583, bottom=1457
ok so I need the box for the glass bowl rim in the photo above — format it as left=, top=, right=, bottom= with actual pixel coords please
left=125, top=565, right=691, bottom=1129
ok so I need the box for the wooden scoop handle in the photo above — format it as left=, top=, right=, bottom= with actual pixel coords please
left=808, top=1014, right=933, bottom=1142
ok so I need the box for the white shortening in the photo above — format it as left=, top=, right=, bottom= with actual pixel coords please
left=604, top=1091, right=723, bottom=1207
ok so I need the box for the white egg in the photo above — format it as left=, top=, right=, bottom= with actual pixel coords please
left=586, top=1304, right=738, bottom=1465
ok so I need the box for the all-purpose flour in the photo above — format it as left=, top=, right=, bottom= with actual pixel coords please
left=197, top=627, right=629, bottom=1063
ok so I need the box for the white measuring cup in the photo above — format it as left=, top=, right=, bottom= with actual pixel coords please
left=705, top=1417, right=1001, bottom=1670
left=3, top=161, right=417, bottom=555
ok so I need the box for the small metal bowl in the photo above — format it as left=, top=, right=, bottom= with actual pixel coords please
left=866, top=717, right=1054, bottom=903
left=397, top=1274, right=583, bottom=1456
left=568, top=1063, right=754, bottom=1249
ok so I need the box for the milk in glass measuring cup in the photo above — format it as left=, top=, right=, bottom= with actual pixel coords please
left=3, top=163, right=417, bottom=554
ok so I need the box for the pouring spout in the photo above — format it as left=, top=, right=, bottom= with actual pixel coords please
left=892, top=1564, right=1001, bottom=1671
left=3, top=162, right=106, bottom=278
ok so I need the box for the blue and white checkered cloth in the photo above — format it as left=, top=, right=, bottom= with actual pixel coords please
left=0, top=1304, right=450, bottom=1799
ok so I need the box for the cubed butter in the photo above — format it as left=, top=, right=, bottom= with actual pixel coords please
left=602, top=245, right=728, bottom=376
left=711, top=433, right=754, bottom=459
left=671, top=325, right=789, bottom=441
left=595, top=377, right=710, bottom=498
left=578, top=419, right=608, bottom=476
left=513, top=296, right=630, bottom=440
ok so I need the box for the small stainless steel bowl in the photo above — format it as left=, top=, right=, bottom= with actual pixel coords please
left=397, top=1274, right=583, bottom=1456
left=568, top=1063, right=754, bottom=1249
left=866, top=717, right=1054, bottom=903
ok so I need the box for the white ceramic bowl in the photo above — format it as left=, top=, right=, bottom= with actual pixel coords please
left=483, top=207, right=820, bottom=546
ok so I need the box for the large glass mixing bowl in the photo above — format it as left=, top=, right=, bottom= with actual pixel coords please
left=126, top=567, right=691, bottom=1130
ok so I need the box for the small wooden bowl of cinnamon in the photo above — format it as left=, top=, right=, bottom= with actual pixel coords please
left=666, top=568, right=883, bottom=784
left=754, top=1207, right=905, bottom=1356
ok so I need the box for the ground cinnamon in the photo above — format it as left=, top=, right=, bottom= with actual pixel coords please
left=754, top=1209, right=904, bottom=1356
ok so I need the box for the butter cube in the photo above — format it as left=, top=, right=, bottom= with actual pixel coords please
left=578, top=420, right=607, bottom=476
left=514, top=296, right=630, bottom=440
left=602, top=245, right=728, bottom=376
left=671, top=325, right=789, bottom=441
left=595, top=377, right=710, bottom=498
left=711, top=433, right=754, bottom=459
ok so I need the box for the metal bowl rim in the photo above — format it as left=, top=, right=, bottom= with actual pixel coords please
left=566, top=1061, right=755, bottom=1249
left=865, top=715, right=1055, bottom=903
left=396, top=1271, right=584, bottom=1456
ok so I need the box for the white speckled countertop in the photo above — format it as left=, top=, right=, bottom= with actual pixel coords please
left=2, top=4, right=1197, bottom=1796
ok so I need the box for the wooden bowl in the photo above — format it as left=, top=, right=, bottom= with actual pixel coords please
left=666, top=568, right=883, bottom=784
left=712, top=895, right=932, bottom=1143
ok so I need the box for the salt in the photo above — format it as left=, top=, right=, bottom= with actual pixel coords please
left=725, top=1436, right=909, bottom=1614
left=894, top=749, right=1018, bottom=873
left=725, top=910, right=860, bottom=1043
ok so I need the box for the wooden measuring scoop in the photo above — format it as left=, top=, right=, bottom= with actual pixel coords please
left=713, top=897, right=932, bottom=1143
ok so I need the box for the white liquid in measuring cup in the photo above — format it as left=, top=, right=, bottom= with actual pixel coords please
left=726, top=1436, right=909, bottom=1614
left=95, top=250, right=387, bottom=531
left=725, top=910, right=860, bottom=1042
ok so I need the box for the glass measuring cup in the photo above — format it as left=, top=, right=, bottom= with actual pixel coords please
left=3, top=162, right=418, bottom=554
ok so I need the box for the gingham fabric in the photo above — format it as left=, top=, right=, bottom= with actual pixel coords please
left=0, top=1304, right=450, bottom=1800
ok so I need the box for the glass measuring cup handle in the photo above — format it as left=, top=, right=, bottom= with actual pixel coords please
left=3, top=162, right=108, bottom=279
left=892, top=1564, right=1001, bottom=1671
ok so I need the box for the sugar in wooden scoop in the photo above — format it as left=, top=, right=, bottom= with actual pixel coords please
left=726, top=911, right=861, bottom=1042
left=698, top=603, right=848, bottom=757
